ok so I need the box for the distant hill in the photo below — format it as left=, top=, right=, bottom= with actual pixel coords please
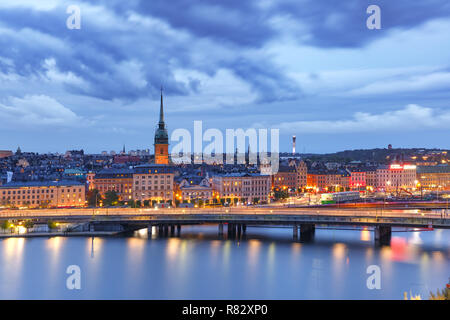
left=282, top=148, right=449, bottom=163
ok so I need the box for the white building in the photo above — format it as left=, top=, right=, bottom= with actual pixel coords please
left=376, top=164, right=417, bottom=191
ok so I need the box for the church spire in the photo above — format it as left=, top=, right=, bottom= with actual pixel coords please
left=154, top=85, right=169, bottom=165
left=159, top=86, right=164, bottom=126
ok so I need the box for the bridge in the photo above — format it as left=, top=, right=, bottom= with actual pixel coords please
left=1, top=207, right=449, bottom=245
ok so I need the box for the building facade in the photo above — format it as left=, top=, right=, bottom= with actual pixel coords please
left=417, top=165, right=450, bottom=190
left=296, top=160, right=308, bottom=190
left=272, top=165, right=297, bottom=191
left=377, top=164, right=417, bottom=191
left=347, top=169, right=366, bottom=190
left=212, top=173, right=271, bottom=204
left=365, top=169, right=377, bottom=190
left=92, top=168, right=134, bottom=201
left=307, top=172, right=327, bottom=191
left=133, top=164, right=174, bottom=203
left=177, top=177, right=213, bottom=203
left=0, top=181, right=85, bottom=208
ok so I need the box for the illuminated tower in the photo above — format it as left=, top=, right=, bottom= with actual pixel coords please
left=154, top=88, right=169, bottom=164
left=292, top=135, right=296, bottom=154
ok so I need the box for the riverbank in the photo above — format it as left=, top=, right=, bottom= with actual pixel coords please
left=0, top=231, right=120, bottom=238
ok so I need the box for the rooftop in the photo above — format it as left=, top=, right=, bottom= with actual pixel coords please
left=0, top=180, right=85, bottom=188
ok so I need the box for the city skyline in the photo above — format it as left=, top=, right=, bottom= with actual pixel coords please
left=1, top=1, right=450, bottom=153
left=1, top=0, right=450, bottom=305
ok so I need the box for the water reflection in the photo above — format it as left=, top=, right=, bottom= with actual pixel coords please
left=409, top=231, right=423, bottom=245
left=247, top=240, right=261, bottom=268
left=0, top=238, right=25, bottom=298
left=126, top=238, right=146, bottom=263
left=0, top=226, right=448, bottom=299
left=360, top=228, right=371, bottom=242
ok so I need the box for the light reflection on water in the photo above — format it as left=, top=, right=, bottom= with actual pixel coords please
left=0, top=226, right=448, bottom=300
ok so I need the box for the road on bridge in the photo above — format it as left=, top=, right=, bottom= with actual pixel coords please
left=0, top=206, right=448, bottom=220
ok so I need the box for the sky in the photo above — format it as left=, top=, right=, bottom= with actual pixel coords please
left=0, top=0, right=449, bottom=154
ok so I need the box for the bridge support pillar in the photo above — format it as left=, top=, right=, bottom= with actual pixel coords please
left=300, top=224, right=315, bottom=242
left=237, top=224, right=242, bottom=238
left=374, top=225, right=391, bottom=246
left=176, top=224, right=181, bottom=237
left=170, top=224, right=175, bottom=236
left=158, top=225, right=163, bottom=235
left=227, top=223, right=235, bottom=238
left=242, top=224, right=247, bottom=234
left=293, top=225, right=299, bottom=239
left=163, top=224, right=169, bottom=237
left=89, top=223, right=94, bottom=232
left=218, top=223, right=224, bottom=236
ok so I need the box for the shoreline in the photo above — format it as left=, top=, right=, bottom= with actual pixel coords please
left=0, top=231, right=120, bottom=238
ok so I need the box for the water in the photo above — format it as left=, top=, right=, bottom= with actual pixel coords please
left=0, top=226, right=448, bottom=299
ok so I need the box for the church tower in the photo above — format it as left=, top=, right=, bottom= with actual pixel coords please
left=154, top=88, right=169, bottom=164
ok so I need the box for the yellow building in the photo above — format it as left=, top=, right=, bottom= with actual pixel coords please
left=0, top=181, right=86, bottom=208
left=212, top=173, right=271, bottom=204
left=417, top=165, right=450, bottom=190
left=133, top=164, right=174, bottom=203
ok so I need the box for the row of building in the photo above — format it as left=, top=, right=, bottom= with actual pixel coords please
left=91, top=164, right=271, bottom=204
left=0, top=164, right=272, bottom=208
left=3, top=161, right=449, bottom=208
left=272, top=161, right=449, bottom=193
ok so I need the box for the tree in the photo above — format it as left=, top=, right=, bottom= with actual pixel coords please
left=429, top=286, right=449, bottom=300
left=274, top=190, right=289, bottom=201
left=87, top=189, right=102, bottom=207
left=143, top=200, right=150, bottom=207
left=47, top=220, right=57, bottom=230
left=24, top=220, right=34, bottom=230
left=104, top=190, right=119, bottom=206
left=1, top=220, right=10, bottom=230
left=175, top=199, right=180, bottom=207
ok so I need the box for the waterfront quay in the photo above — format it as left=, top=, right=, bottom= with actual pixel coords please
left=1, top=207, right=449, bottom=246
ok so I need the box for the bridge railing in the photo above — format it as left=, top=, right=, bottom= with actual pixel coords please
left=0, top=206, right=448, bottom=222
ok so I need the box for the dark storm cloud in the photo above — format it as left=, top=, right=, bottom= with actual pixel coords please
left=126, top=0, right=450, bottom=48
left=276, top=0, right=450, bottom=48
left=135, top=0, right=276, bottom=47
left=229, top=57, right=302, bottom=102
left=0, top=2, right=301, bottom=102
left=1, top=0, right=449, bottom=103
